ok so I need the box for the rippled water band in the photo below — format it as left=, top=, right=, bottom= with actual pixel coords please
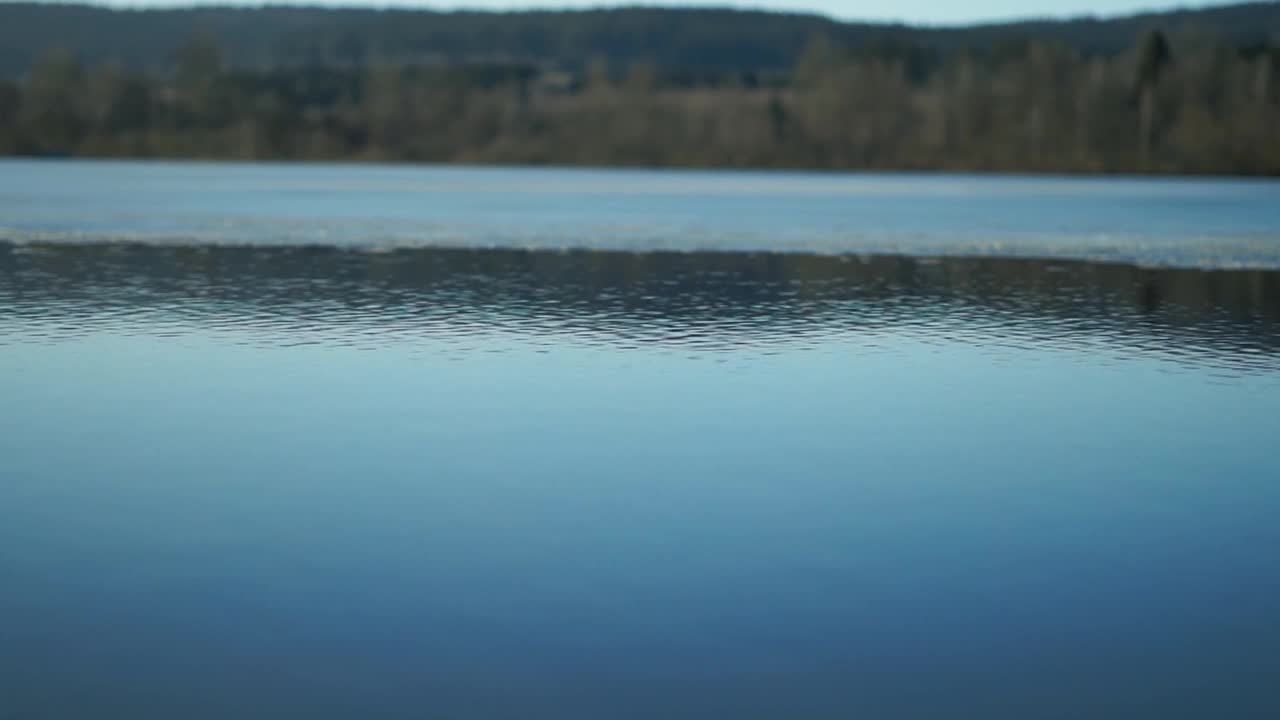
left=3, top=242, right=1277, bottom=376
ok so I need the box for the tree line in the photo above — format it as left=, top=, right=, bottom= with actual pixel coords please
left=1, top=29, right=1277, bottom=174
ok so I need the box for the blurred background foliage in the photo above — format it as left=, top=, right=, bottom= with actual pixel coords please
left=0, top=2, right=1277, bottom=173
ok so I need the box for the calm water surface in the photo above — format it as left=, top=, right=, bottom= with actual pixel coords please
left=2, top=161, right=1279, bottom=719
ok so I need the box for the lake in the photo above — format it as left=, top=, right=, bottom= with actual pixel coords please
left=2, top=160, right=1279, bottom=719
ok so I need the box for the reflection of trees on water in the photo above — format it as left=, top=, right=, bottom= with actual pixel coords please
left=1, top=242, right=1277, bottom=371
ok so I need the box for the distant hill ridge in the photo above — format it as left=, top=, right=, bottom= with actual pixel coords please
left=1, top=2, right=1278, bottom=76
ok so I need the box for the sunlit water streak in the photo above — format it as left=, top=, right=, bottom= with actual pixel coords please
left=2, top=159, right=1279, bottom=268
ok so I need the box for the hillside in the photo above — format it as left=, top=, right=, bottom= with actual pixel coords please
left=1, top=2, right=1278, bottom=77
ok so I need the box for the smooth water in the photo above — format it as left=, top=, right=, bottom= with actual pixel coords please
left=2, top=161, right=1280, bottom=719
left=2, top=159, right=1280, bottom=267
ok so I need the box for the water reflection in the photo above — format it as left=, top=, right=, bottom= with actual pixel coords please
left=2, top=242, right=1277, bottom=374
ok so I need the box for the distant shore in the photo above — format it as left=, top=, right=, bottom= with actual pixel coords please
left=1, top=5, right=1276, bottom=175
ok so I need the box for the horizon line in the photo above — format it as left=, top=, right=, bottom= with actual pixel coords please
left=9, top=0, right=1257, bottom=29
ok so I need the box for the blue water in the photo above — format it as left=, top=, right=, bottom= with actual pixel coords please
left=2, top=162, right=1279, bottom=719
left=2, top=159, right=1279, bottom=267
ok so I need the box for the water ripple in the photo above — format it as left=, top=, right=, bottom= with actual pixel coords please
left=1, top=243, right=1277, bottom=376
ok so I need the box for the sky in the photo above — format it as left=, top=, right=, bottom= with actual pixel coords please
left=50, top=0, right=1247, bottom=25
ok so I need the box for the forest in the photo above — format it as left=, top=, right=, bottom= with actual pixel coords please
left=0, top=3, right=1277, bottom=174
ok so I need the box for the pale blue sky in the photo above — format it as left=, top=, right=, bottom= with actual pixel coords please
left=66, top=0, right=1245, bottom=25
